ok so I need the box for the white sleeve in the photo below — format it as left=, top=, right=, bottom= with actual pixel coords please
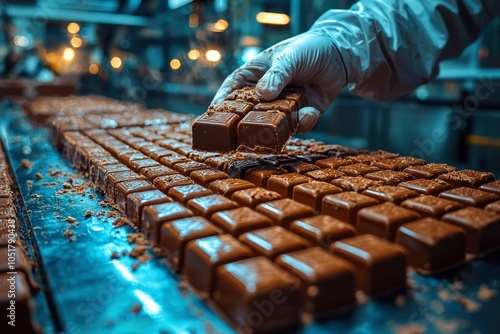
left=310, top=0, right=500, bottom=101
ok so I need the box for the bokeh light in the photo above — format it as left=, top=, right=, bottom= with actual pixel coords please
left=70, top=37, right=82, bottom=48
left=67, top=22, right=80, bottom=34
left=63, top=47, right=75, bottom=61
left=187, top=49, right=200, bottom=60
left=170, top=59, right=181, bottom=70
left=110, top=57, right=122, bottom=69
left=89, top=64, right=99, bottom=74
left=205, top=50, right=221, bottom=62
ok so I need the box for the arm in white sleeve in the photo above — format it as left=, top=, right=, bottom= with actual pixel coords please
left=312, top=0, right=500, bottom=101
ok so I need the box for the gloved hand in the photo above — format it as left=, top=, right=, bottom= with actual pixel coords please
left=212, top=0, right=500, bottom=134
left=211, top=29, right=347, bottom=133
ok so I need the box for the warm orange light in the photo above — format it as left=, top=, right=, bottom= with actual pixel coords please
left=189, top=13, right=199, bottom=28
left=110, top=57, right=122, bottom=69
left=256, top=12, right=290, bottom=25
left=170, top=59, right=181, bottom=70
left=89, top=64, right=99, bottom=74
left=63, top=47, right=75, bottom=61
left=67, top=22, right=80, bottom=34
left=212, top=19, right=228, bottom=32
left=187, top=49, right=200, bottom=60
left=205, top=49, right=221, bottom=62
left=70, top=37, right=82, bottom=48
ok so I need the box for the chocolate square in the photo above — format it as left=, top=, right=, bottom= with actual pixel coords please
left=126, top=190, right=172, bottom=228
left=213, top=100, right=254, bottom=118
left=213, top=257, right=300, bottom=333
left=401, top=195, right=463, bottom=218
left=438, top=170, right=495, bottom=188
left=159, top=154, right=191, bottom=168
left=140, top=165, right=177, bottom=182
left=486, top=200, right=500, bottom=214
left=153, top=174, right=193, bottom=193
left=192, top=111, right=240, bottom=152
left=211, top=207, right=272, bottom=237
left=186, top=194, right=238, bottom=219
left=172, top=161, right=209, bottom=176
left=237, top=111, right=290, bottom=152
left=332, top=234, right=407, bottom=295
left=305, top=168, right=345, bottom=182
left=438, top=187, right=499, bottom=208
left=315, top=157, right=354, bottom=169
left=290, top=215, right=356, bottom=249
left=239, top=226, right=311, bottom=260
left=372, top=157, right=426, bottom=171
left=129, top=158, right=161, bottom=173
left=184, top=234, right=255, bottom=296
left=337, top=163, right=380, bottom=177
left=104, top=170, right=143, bottom=200
left=141, top=202, right=194, bottom=245
left=442, top=207, right=500, bottom=255
left=280, top=161, right=320, bottom=174
left=253, top=99, right=299, bottom=130
left=321, top=192, right=379, bottom=226
left=209, top=178, right=255, bottom=198
left=292, top=181, right=342, bottom=212
left=115, top=180, right=155, bottom=211
left=398, top=179, right=452, bottom=195
left=190, top=169, right=228, bottom=188
left=331, top=176, right=383, bottom=193
left=364, top=170, right=414, bottom=185
left=244, top=166, right=287, bottom=188
left=231, top=187, right=282, bottom=209
left=160, top=216, right=221, bottom=272
left=255, top=198, right=315, bottom=228
left=396, top=218, right=465, bottom=274
left=356, top=202, right=421, bottom=241
left=479, top=180, right=500, bottom=196
left=267, top=173, right=310, bottom=198
left=276, top=248, right=356, bottom=316
left=168, top=184, right=213, bottom=205
left=362, top=185, right=419, bottom=204
left=403, top=163, right=457, bottom=179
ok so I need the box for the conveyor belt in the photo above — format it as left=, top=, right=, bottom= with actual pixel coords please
left=1, top=101, right=500, bottom=334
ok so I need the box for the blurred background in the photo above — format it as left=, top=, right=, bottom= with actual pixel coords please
left=1, top=0, right=499, bottom=176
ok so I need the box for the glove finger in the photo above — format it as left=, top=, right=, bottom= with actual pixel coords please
left=296, top=106, right=321, bottom=133
left=255, top=53, right=294, bottom=101
left=211, top=57, right=270, bottom=105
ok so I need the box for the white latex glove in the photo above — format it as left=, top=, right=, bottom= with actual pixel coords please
left=211, top=29, right=347, bottom=133
left=212, top=0, right=500, bottom=133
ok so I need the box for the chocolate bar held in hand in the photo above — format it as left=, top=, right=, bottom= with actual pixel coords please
left=192, top=86, right=307, bottom=153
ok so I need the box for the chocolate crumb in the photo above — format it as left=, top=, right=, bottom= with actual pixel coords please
left=130, top=304, right=142, bottom=314
left=63, top=229, right=74, bottom=237
left=129, top=245, right=148, bottom=258
left=84, top=210, right=92, bottom=218
left=477, top=284, right=496, bottom=301
left=65, top=216, right=77, bottom=223
left=35, top=173, right=43, bottom=180
left=131, top=262, right=140, bottom=271
left=113, top=217, right=129, bottom=228
left=21, top=159, right=33, bottom=169
left=110, top=252, right=120, bottom=259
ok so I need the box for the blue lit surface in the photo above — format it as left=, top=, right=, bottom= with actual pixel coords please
left=1, top=103, right=499, bottom=334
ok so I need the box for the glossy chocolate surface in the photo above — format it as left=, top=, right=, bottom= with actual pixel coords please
left=332, top=234, right=407, bottom=295
left=357, top=202, right=421, bottom=241
left=290, top=215, right=356, bottom=249
left=396, top=218, right=465, bottom=274
left=211, top=207, right=272, bottom=237
left=239, top=226, right=311, bottom=260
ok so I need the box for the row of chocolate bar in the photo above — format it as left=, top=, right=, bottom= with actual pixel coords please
left=49, top=102, right=500, bottom=334
left=0, top=144, right=40, bottom=333
left=192, top=86, right=306, bottom=152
